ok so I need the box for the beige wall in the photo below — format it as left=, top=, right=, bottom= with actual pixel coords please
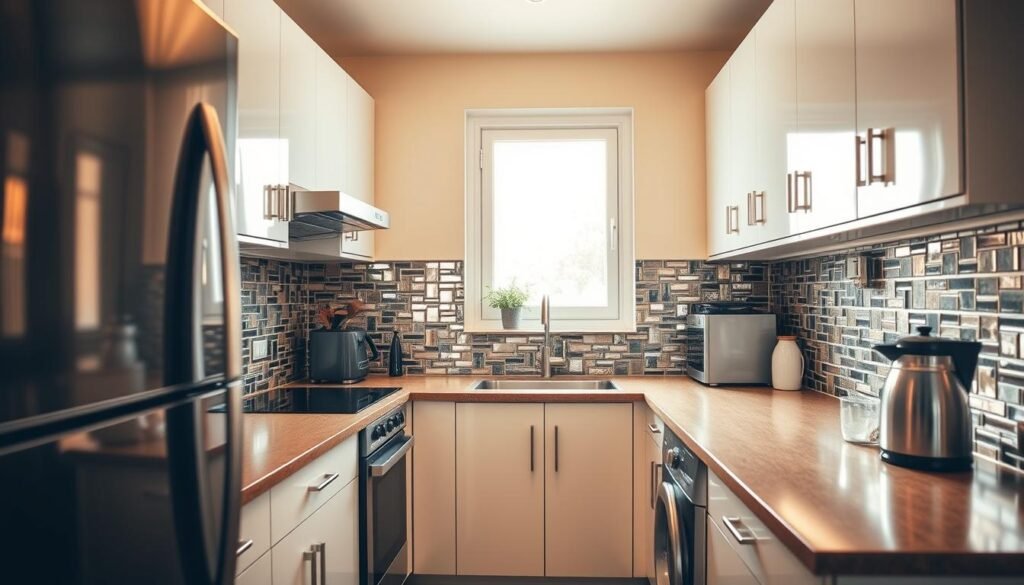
left=340, top=52, right=727, bottom=260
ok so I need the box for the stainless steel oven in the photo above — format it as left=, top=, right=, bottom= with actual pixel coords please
left=360, top=404, right=412, bottom=585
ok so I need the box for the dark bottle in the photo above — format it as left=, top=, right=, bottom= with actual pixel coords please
left=388, top=331, right=404, bottom=377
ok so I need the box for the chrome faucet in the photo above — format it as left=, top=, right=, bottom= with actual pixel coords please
left=540, top=295, right=565, bottom=378
left=541, top=295, right=552, bottom=378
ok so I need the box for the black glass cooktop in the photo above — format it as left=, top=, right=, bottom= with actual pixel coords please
left=241, top=386, right=401, bottom=414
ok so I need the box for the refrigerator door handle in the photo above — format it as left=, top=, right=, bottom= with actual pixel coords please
left=165, top=102, right=243, bottom=585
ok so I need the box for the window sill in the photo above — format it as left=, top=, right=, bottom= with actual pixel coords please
left=464, top=323, right=639, bottom=335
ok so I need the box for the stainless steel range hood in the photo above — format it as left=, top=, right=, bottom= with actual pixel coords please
left=289, top=188, right=390, bottom=241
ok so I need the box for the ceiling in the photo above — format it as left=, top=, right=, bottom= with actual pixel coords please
left=275, top=0, right=772, bottom=58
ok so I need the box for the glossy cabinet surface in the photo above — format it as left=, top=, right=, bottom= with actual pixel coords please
left=729, top=34, right=757, bottom=250
left=235, top=551, right=272, bottom=585
left=314, top=47, right=348, bottom=191
left=280, top=12, right=317, bottom=191
left=753, top=0, right=795, bottom=243
left=237, top=491, right=272, bottom=575
left=790, top=0, right=858, bottom=234
left=343, top=77, right=376, bottom=259
left=545, top=403, right=634, bottom=578
left=411, top=402, right=457, bottom=575
left=456, top=403, right=545, bottom=577
left=854, top=0, right=961, bottom=218
left=707, top=517, right=760, bottom=585
left=706, top=65, right=733, bottom=258
left=271, top=479, right=359, bottom=585
left=224, top=0, right=288, bottom=245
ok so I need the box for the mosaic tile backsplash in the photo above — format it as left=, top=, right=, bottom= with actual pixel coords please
left=238, top=258, right=769, bottom=391
left=306, top=260, right=769, bottom=377
left=771, top=219, right=1024, bottom=470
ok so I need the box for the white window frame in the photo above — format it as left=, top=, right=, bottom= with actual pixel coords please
left=464, top=108, right=635, bottom=333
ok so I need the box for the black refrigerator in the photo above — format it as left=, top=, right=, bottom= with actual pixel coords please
left=0, top=1, right=243, bottom=583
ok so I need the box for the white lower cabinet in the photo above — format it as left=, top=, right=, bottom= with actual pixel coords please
left=456, top=403, right=544, bottom=576
left=272, top=478, right=360, bottom=585
left=411, top=401, right=634, bottom=579
left=236, top=551, right=273, bottom=585
left=546, top=403, right=634, bottom=578
left=707, top=518, right=760, bottom=585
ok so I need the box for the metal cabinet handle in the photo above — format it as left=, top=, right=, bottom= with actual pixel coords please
left=530, top=425, right=535, bottom=472
left=308, top=472, right=340, bottom=492
left=554, top=425, right=559, bottom=472
left=650, top=462, right=662, bottom=509
left=263, top=185, right=273, bottom=219
left=648, top=423, right=661, bottom=434
left=793, top=172, right=812, bottom=212
left=318, top=542, right=326, bottom=585
left=867, top=128, right=894, bottom=185
left=855, top=135, right=867, bottom=187
left=303, top=545, right=318, bottom=585
left=725, top=205, right=739, bottom=235
left=278, top=185, right=292, bottom=221
left=722, top=516, right=757, bottom=545
left=754, top=191, right=766, bottom=224
left=236, top=539, right=254, bottom=557
left=746, top=192, right=754, bottom=226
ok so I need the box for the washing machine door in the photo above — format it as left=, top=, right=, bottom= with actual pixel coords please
left=654, top=480, right=696, bottom=585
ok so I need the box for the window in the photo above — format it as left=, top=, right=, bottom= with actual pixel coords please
left=465, top=109, right=635, bottom=332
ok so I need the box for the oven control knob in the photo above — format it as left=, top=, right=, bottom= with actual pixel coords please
left=385, top=419, right=395, bottom=431
left=396, top=412, right=405, bottom=424
left=372, top=424, right=386, bottom=439
left=664, top=447, right=682, bottom=469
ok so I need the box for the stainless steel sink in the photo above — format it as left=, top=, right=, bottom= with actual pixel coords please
left=469, top=380, right=620, bottom=391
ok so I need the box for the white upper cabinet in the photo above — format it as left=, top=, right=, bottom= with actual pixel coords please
left=199, top=0, right=223, bottom=18
left=314, top=47, right=348, bottom=191
left=280, top=12, right=317, bottom=191
left=854, top=0, right=961, bottom=218
left=789, top=0, right=858, bottom=234
left=753, top=0, right=796, bottom=243
left=729, top=34, right=757, bottom=251
left=224, top=0, right=288, bottom=245
left=342, top=77, right=376, bottom=259
left=706, top=65, right=733, bottom=258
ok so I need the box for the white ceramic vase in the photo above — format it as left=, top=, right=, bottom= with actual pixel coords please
left=771, top=336, right=804, bottom=391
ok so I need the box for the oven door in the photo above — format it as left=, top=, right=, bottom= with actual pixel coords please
left=363, top=433, right=413, bottom=585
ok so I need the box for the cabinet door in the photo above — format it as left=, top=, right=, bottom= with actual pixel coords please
left=729, top=34, right=757, bottom=250
left=235, top=552, right=272, bottom=585
left=707, top=517, right=760, bottom=585
left=315, top=48, right=347, bottom=191
left=753, top=0, right=795, bottom=244
left=272, top=479, right=360, bottom=585
left=706, top=64, right=733, bottom=257
left=545, top=403, right=633, bottom=578
left=342, top=76, right=375, bottom=259
left=199, top=0, right=223, bottom=18
left=412, top=402, right=456, bottom=575
left=224, top=0, right=288, bottom=244
left=281, top=12, right=317, bottom=190
left=645, top=427, right=662, bottom=584
left=854, top=0, right=961, bottom=217
left=789, top=0, right=858, bottom=234
left=456, top=403, right=544, bottom=577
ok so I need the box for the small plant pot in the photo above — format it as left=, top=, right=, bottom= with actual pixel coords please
left=500, top=307, right=522, bottom=330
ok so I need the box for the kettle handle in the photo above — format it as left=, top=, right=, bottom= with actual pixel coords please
left=364, top=334, right=380, bottom=361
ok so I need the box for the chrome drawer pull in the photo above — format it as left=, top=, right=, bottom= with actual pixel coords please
left=722, top=516, right=757, bottom=545
left=236, top=539, right=254, bottom=557
left=308, top=472, right=340, bottom=492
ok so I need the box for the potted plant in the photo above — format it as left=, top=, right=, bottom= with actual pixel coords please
left=484, top=280, right=530, bottom=330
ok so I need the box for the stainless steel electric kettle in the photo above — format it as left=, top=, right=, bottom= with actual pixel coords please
left=872, top=326, right=981, bottom=472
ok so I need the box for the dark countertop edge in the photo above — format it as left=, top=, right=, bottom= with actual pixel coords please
left=241, top=378, right=1024, bottom=576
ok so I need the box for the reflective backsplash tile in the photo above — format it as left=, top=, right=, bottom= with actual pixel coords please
left=771, top=220, right=1024, bottom=470
left=240, top=258, right=309, bottom=394
left=305, top=260, right=769, bottom=377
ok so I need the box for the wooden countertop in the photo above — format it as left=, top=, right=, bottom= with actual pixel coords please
left=241, top=375, right=1024, bottom=576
